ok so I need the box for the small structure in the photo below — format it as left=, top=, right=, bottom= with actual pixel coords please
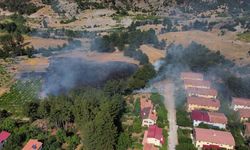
left=180, top=72, right=204, bottom=81
left=22, top=139, right=43, bottom=150
left=238, top=109, right=250, bottom=122
left=140, top=99, right=157, bottom=127
left=244, top=123, right=250, bottom=138
left=143, top=143, right=159, bottom=150
left=0, top=131, right=10, bottom=150
left=187, top=96, right=220, bottom=112
left=186, top=87, right=218, bottom=99
left=193, top=128, right=235, bottom=150
left=142, top=125, right=164, bottom=147
left=183, top=79, right=211, bottom=89
left=191, top=110, right=227, bottom=129
left=232, top=97, right=250, bottom=111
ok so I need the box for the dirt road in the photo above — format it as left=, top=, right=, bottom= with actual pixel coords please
left=154, top=80, right=178, bottom=150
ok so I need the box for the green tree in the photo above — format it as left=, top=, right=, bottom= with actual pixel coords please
left=134, top=98, right=140, bottom=116
left=117, top=133, right=131, bottom=150
left=0, top=118, right=16, bottom=132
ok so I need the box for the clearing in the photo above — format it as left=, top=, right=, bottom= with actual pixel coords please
left=25, top=36, right=68, bottom=49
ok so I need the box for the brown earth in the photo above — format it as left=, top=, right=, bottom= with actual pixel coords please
left=140, top=44, right=166, bottom=64
left=25, top=36, right=68, bottom=49
left=158, top=30, right=250, bottom=65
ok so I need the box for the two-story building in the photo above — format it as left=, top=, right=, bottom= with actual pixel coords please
left=187, top=96, right=220, bottom=112
left=142, top=125, right=164, bottom=147
left=140, top=99, right=157, bottom=127
left=191, top=110, right=227, bottom=129
left=232, top=97, right=250, bottom=111
left=193, top=128, right=235, bottom=150
left=238, top=109, right=250, bottom=122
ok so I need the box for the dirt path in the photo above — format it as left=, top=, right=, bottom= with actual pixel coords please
left=153, top=80, right=178, bottom=150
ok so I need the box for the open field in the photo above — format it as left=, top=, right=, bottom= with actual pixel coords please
left=140, top=44, right=166, bottom=64
left=56, top=50, right=140, bottom=65
left=159, top=30, right=250, bottom=65
left=25, top=36, right=68, bottom=49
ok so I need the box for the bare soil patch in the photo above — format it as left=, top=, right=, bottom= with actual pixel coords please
left=25, top=37, right=68, bottom=49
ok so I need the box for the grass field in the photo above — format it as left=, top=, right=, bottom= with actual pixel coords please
left=238, top=32, right=250, bottom=42
left=0, top=79, right=42, bottom=117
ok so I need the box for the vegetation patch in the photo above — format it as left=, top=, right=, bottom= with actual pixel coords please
left=237, top=32, right=250, bottom=42
left=0, top=79, right=41, bottom=117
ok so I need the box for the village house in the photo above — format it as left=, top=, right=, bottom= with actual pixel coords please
left=193, top=128, right=235, bottom=150
left=0, top=131, right=10, bottom=150
left=244, top=123, right=250, bottom=138
left=187, top=96, right=220, bottom=112
left=238, top=109, right=250, bottom=122
left=191, top=110, right=227, bottom=129
left=186, top=87, right=218, bottom=99
left=183, top=79, right=211, bottom=89
left=140, top=99, right=157, bottom=127
left=22, top=139, right=43, bottom=150
left=142, top=125, right=164, bottom=147
left=181, top=72, right=204, bottom=81
left=232, top=97, right=250, bottom=111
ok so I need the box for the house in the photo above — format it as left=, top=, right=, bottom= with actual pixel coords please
left=180, top=72, right=204, bottom=81
left=140, top=99, right=157, bottom=127
left=244, top=123, right=250, bottom=138
left=238, top=109, right=250, bottom=122
left=186, top=87, right=218, bottom=99
left=193, top=128, right=235, bottom=150
left=232, top=97, right=250, bottom=111
left=142, top=125, right=164, bottom=147
left=22, top=139, right=43, bottom=150
left=183, top=79, right=211, bottom=89
left=187, top=97, right=220, bottom=112
left=0, top=131, right=10, bottom=150
left=191, top=110, right=227, bottom=129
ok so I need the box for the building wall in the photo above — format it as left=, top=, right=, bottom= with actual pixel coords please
left=184, top=84, right=210, bottom=89
left=233, top=105, right=250, bottom=111
left=147, top=138, right=162, bottom=147
left=181, top=77, right=203, bottom=81
left=240, top=117, right=250, bottom=122
left=142, top=119, right=156, bottom=127
left=193, top=120, right=226, bottom=129
left=187, top=104, right=219, bottom=112
left=187, top=93, right=216, bottom=99
left=194, top=140, right=234, bottom=150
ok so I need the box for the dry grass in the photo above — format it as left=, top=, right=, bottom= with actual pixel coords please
left=158, top=30, right=250, bottom=65
left=140, top=44, right=166, bottom=64
left=25, top=36, right=68, bottom=49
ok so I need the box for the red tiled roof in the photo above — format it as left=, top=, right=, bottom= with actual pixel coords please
left=186, top=87, right=218, bottom=97
left=208, top=112, right=227, bottom=124
left=22, top=139, right=43, bottom=150
left=187, top=97, right=220, bottom=108
left=0, top=131, right=10, bottom=143
left=191, top=110, right=210, bottom=122
left=143, top=143, right=159, bottom=150
left=140, top=99, right=153, bottom=110
left=147, top=125, right=164, bottom=143
left=232, top=97, right=250, bottom=107
left=245, top=123, right=250, bottom=132
left=194, top=128, right=235, bottom=146
left=238, top=109, right=250, bottom=118
left=183, top=80, right=211, bottom=88
left=181, top=72, right=203, bottom=80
